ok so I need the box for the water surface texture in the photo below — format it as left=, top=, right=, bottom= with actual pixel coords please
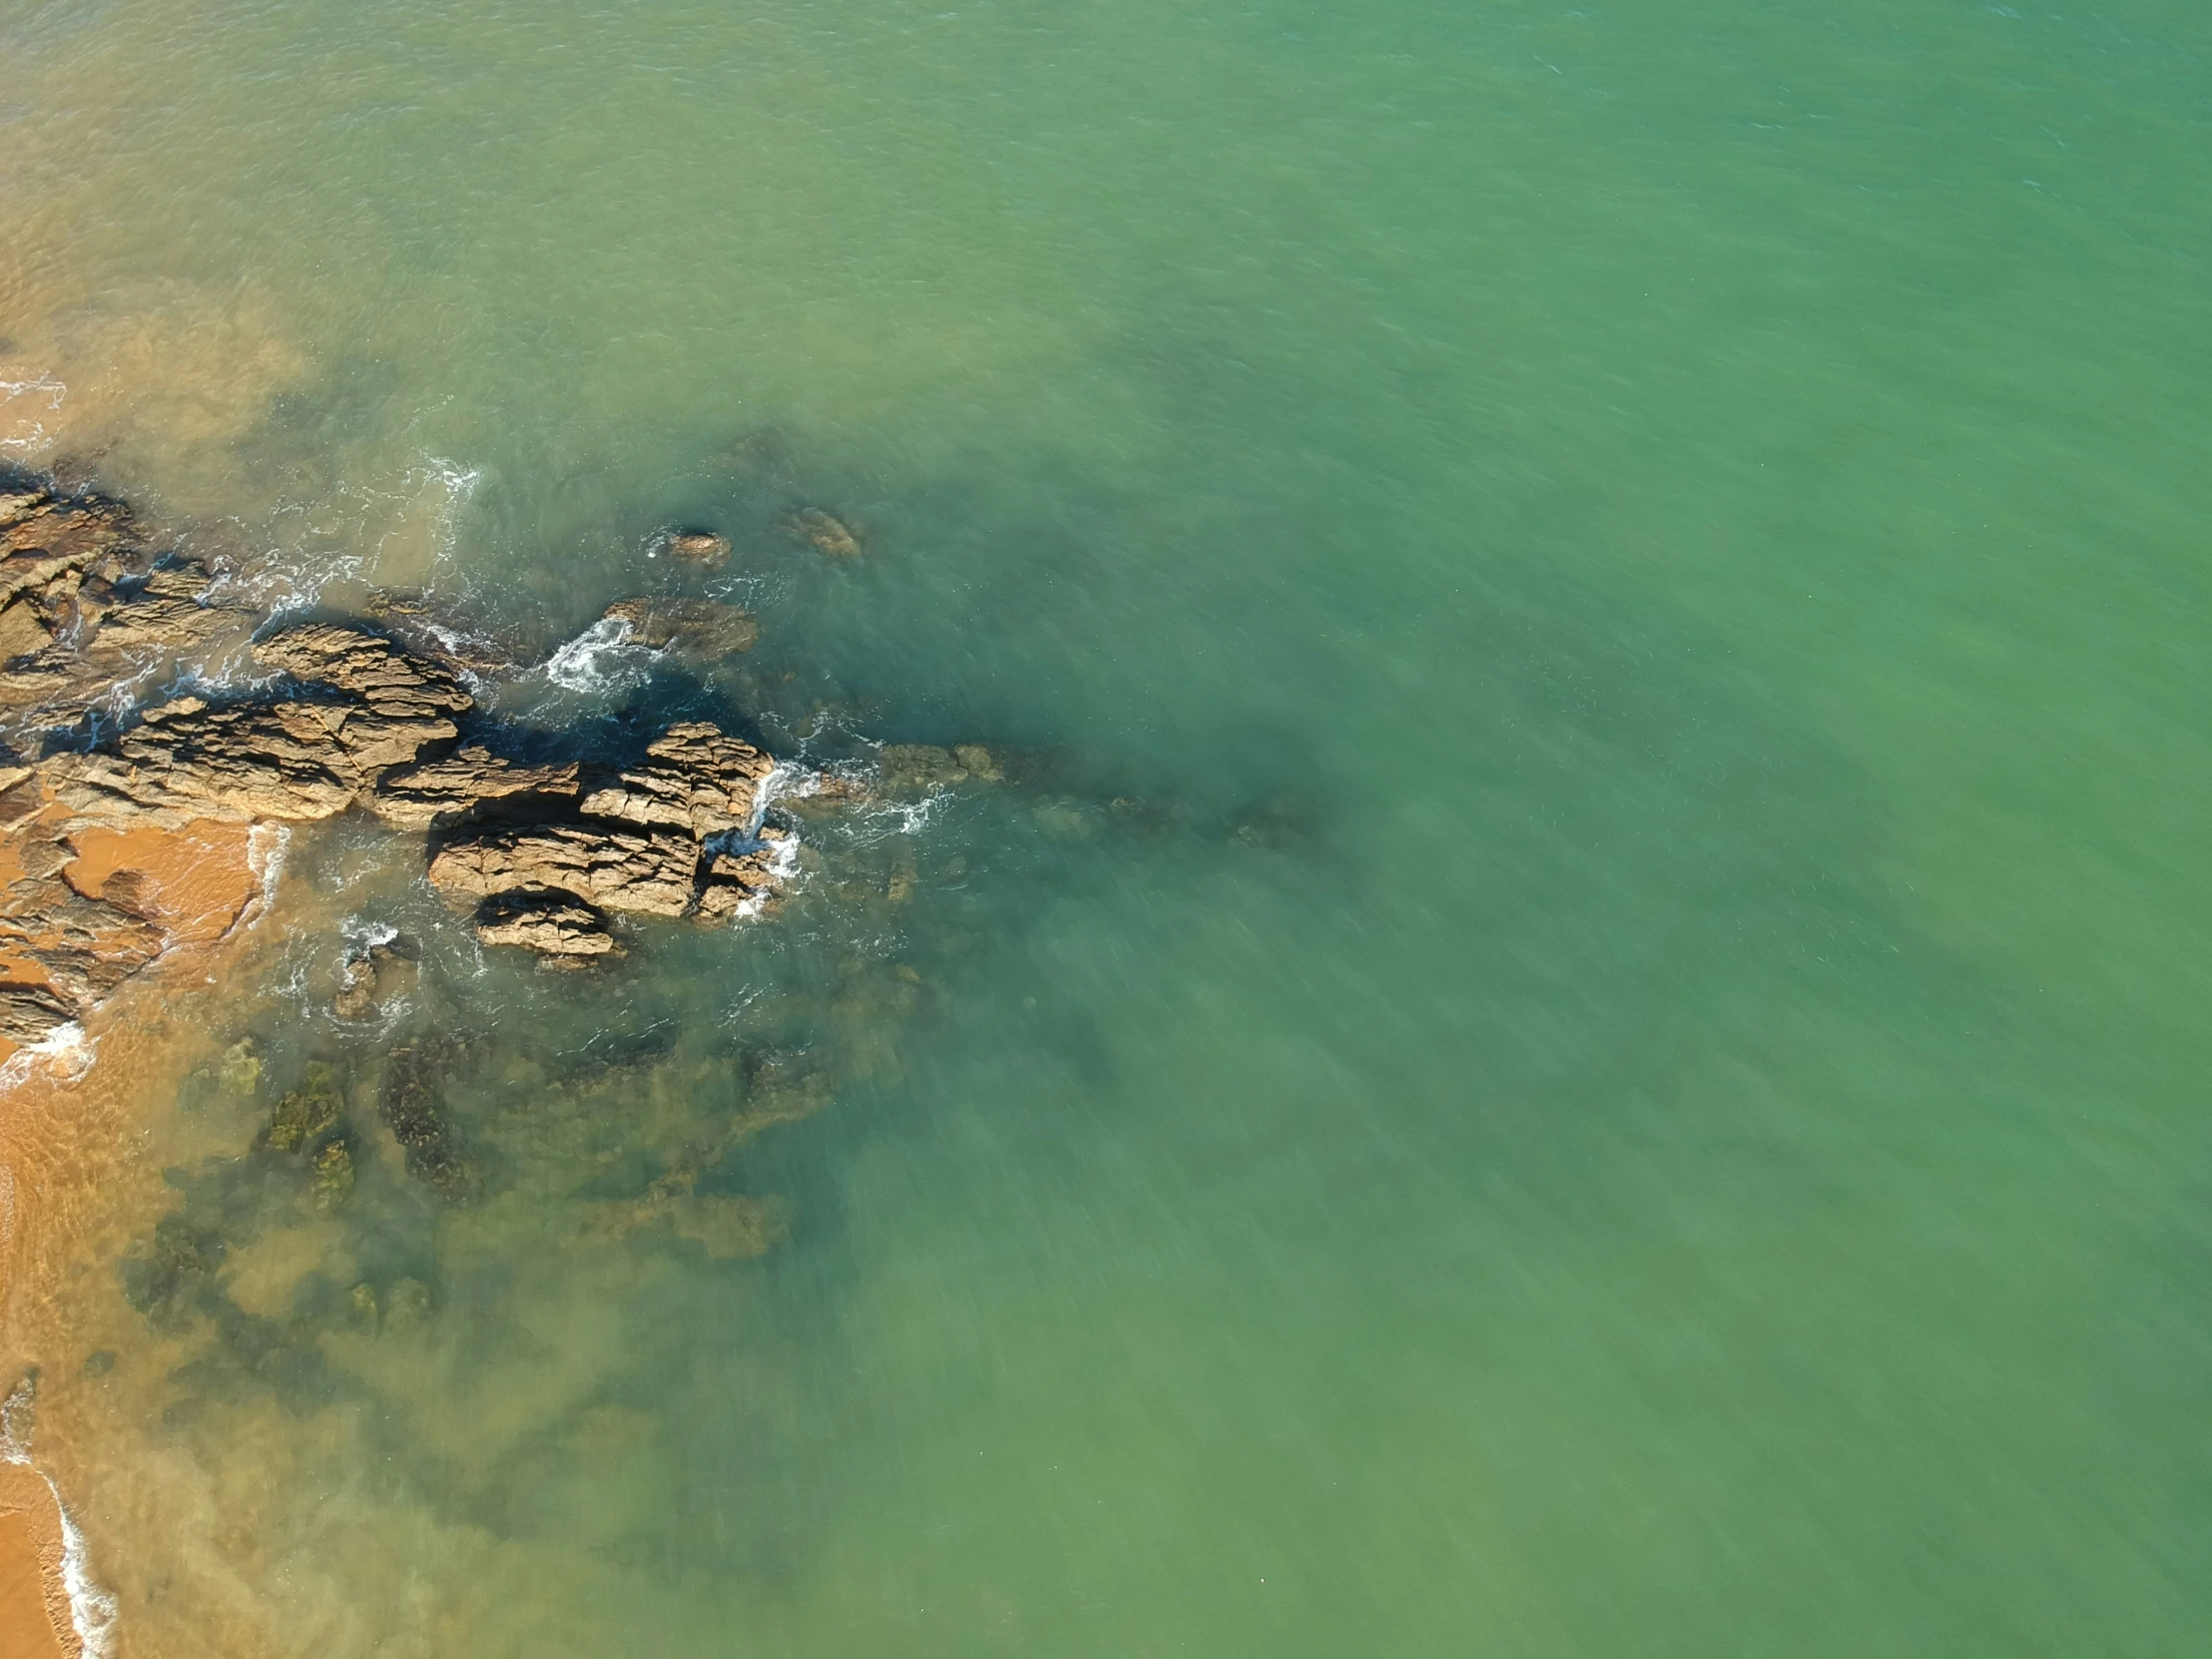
left=4, top=0, right=2212, bottom=1654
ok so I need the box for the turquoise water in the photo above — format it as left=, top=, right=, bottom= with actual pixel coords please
left=5, top=0, right=2212, bottom=1653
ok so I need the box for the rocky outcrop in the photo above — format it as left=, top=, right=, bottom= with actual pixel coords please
left=0, top=476, right=822, bottom=1047
left=0, top=483, right=255, bottom=724
left=575, top=722, right=776, bottom=836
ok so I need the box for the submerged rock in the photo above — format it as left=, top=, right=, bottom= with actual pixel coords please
left=378, top=1043, right=477, bottom=1202
left=875, top=743, right=1006, bottom=795
left=310, top=1139, right=355, bottom=1210
left=601, top=596, right=759, bottom=659
left=782, top=508, right=863, bottom=560
left=268, top=1064, right=343, bottom=1154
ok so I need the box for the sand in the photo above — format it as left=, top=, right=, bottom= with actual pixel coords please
left=0, top=815, right=268, bottom=1658
left=0, top=1466, right=72, bottom=1659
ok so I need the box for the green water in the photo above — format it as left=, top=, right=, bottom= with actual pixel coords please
left=5, top=0, right=2212, bottom=1653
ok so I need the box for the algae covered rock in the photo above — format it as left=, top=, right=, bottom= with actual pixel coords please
left=268, top=1064, right=343, bottom=1154
left=219, top=1037, right=263, bottom=1097
left=378, top=1043, right=478, bottom=1202
left=310, top=1139, right=355, bottom=1210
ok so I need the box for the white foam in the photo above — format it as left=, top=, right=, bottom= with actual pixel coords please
left=0, top=1023, right=98, bottom=1093
left=51, top=1486, right=119, bottom=1659
left=340, top=915, right=401, bottom=951
left=540, top=614, right=660, bottom=695
left=235, top=823, right=291, bottom=935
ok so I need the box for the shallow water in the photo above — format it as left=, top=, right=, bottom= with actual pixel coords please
left=4, top=0, right=2212, bottom=1653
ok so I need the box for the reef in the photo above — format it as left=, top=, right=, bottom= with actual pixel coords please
left=0, top=477, right=830, bottom=1046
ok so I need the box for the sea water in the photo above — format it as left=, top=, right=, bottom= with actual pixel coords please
left=2, top=0, right=2211, bottom=1653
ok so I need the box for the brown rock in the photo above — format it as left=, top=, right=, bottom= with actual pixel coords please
left=601, top=597, right=759, bottom=659
left=370, top=747, right=581, bottom=830
left=695, top=829, right=791, bottom=919
left=0, top=496, right=139, bottom=606
left=664, top=531, right=732, bottom=567
left=0, top=980, right=78, bottom=1044
left=576, top=721, right=776, bottom=837
left=783, top=508, right=862, bottom=560
left=334, top=942, right=415, bottom=1021
left=429, top=821, right=707, bottom=917
left=252, top=622, right=472, bottom=725
left=41, top=624, right=473, bottom=829
left=43, top=698, right=368, bottom=828
left=473, top=888, right=620, bottom=957
left=84, top=562, right=251, bottom=663
left=0, top=602, right=51, bottom=663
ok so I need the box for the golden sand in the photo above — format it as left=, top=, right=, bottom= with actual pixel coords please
left=0, top=1465, right=73, bottom=1659
left=0, top=814, right=267, bottom=1658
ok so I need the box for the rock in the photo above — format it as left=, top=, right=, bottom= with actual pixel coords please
left=0, top=881, right=168, bottom=1016
left=601, top=597, right=758, bottom=659
left=874, top=743, right=1005, bottom=794
left=309, top=1139, right=354, bottom=1210
left=370, top=747, right=580, bottom=830
left=268, top=1064, right=343, bottom=1154
left=0, top=474, right=818, bottom=985
left=0, top=981, right=78, bottom=1044
left=82, top=562, right=251, bottom=663
left=333, top=941, right=415, bottom=1021
left=472, top=888, right=620, bottom=957
left=253, top=622, right=470, bottom=721
left=251, top=622, right=470, bottom=771
left=383, top=1277, right=433, bottom=1332
left=430, top=820, right=712, bottom=918
left=44, top=697, right=373, bottom=828
left=378, top=1044, right=475, bottom=1201
left=0, top=493, right=140, bottom=607
left=44, top=625, right=473, bottom=830
left=576, top=721, right=776, bottom=837
left=664, top=531, right=732, bottom=567
left=0, top=600, right=51, bottom=662
left=218, top=1038, right=263, bottom=1097
left=782, top=508, right=862, bottom=560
